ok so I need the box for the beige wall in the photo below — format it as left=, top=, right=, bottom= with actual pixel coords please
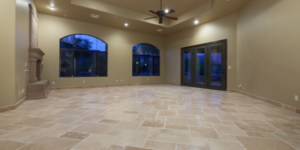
left=15, top=0, right=37, bottom=104
left=237, top=0, right=300, bottom=109
left=38, top=14, right=166, bottom=88
left=0, top=0, right=16, bottom=107
left=165, top=13, right=237, bottom=90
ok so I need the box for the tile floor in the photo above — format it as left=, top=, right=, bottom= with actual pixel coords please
left=0, top=84, right=300, bottom=150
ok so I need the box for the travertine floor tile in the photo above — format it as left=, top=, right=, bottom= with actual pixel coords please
left=177, top=143, right=210, bottom=150
left=13, top=117, right=54, bottom=127
left=60, top=132, right=89, bottom=140
left=37, top=124, right=75, bottom=137
left=114, top=121, right=142, bottom=131
left=236, top=136, right=296, bottom=150
left=0, top=118, right=19, bottom=127
left=0, top=85, right=299, bottom=150
left=100, top=119, right=121, bottom=124
left=51, top=116, right=81, bottom=124
left=105, top=113, right=137, bottom=121
left=142, top=119, right=164, bottom=128
left=190, top=126, right=221, bottom=140
left=72, top=122, right=115, bottom=134
left=0, top=140, right=27, bottom=150
left=158, top=111, right=176, bottom=117
left=19, top=136, right=79, bottom=150
left=165, top=124, right=189, bottom=130
left=198, top=116, right=222, bottom=124
left=74, top=134, right=116, bottom=150
left=0, top=124, right=23, bottom=131
left=114, top=131, right=148, bottom=147
left=166, top=117, right=200, bottom=126
left=148, top=128, right=192, bottom=144
left=144, top=140, right=176, bottom=150
left=209, top=140, right=244, bottom=150
left=213, top=124, right=247, bottom=136
left=107, top=144, right=126, bottom=150
left=124, top=146, right=153, bottom=150
left=0, top=127, right=44, bottom=140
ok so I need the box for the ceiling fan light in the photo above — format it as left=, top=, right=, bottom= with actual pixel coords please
left=165, top=9, right=169, bottom=13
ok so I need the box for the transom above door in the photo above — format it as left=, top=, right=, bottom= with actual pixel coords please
left=181, top=40, right=227, bottom=91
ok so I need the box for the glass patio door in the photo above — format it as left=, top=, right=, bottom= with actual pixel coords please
left=181, top=40, right=227, bottom=91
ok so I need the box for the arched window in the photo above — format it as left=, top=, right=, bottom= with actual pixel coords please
left=60, top=34, right=107, bottom=77
left=132, top=43, right=160, bottom=76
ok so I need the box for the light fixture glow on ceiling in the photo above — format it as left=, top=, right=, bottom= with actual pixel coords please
left=91, top=14, right=100, bottom=18
left=125, top=23, right=128, bottom=27
left=165, top=9, right=169, bottom=13
left=49, top=6, right=55, bottom=11
left=156, top=29, right=163, bottom=32
left=194, top=20, right=199, bottom=25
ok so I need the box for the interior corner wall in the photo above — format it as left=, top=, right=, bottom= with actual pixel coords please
left=38, top=14, right=166, bottom=88
left=165, top=13, right=238, bottom=90
left=15, top=0, right=37, bottom=104
left=237, top=0, right=300, bottom=109
left=0, top=0, right=16, bottom=107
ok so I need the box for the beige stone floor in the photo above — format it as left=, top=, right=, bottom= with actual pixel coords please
left=0, top=84, right=300, bottom=150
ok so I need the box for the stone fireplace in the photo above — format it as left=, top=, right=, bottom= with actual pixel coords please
left=27, top=5, right=50, bottom=100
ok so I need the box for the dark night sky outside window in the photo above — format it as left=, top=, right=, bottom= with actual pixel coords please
left=132, top=43, right=160, bottom=76
left=60, top=34, right=107, bottom=77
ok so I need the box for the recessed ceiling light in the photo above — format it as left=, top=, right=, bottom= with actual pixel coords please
left=125, top=23, right=128, bottom=27
left=91, top=14, right=99, bottom=18
left=165, top=9, right=169, bottom=13
left=49, top=6, right=55, bottom=11
left=194, top=20, right=199, bottom=25
left=114, top=16, right=116, bottom=17
left=156, top=29, right=163, bottom=32
left=64, top=15, right=66, bottom=17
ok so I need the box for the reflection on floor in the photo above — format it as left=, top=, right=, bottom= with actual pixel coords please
left=0, top=85, right=299, bottom=150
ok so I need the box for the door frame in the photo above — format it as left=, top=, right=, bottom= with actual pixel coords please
left=180, top=39, right=227, bottom=91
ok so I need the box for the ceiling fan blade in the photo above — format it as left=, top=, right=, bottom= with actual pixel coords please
left=165, top=16, right=178, bottom=20
left=149, top=10, right=158, bottom=15
left=159, top=17, right=163, bottom=24
left=144, top=16, right=158, bottom=20
left=166, top=9, right=175, bottom=15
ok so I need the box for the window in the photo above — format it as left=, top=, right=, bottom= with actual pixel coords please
left=60, top=34, right=107, bottom=77
left=132, top=43, right=160, bottom=76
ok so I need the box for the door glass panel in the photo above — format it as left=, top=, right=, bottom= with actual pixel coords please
left=210, top=46, right=222, bottom=86
left=196, top=48, right=205, bottom=84
left=183, top=51, right=192, bottom=83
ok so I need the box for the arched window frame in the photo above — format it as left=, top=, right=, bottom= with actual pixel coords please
left=59, top=34, right=108, bottom=77
left=132, top=43, right=160, bottom=76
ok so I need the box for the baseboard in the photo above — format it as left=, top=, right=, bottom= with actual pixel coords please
left=229, top=90, right=300, bottom=115
left=50, top=83, right=167, bottom=90
left=0, top=96, right=27, bottom=113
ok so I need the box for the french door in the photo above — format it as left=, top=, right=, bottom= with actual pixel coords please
left=181, top=40, right=227, bottom=91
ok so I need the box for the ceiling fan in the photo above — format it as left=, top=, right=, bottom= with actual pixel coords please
left=144, top=0, right=178, bottom=24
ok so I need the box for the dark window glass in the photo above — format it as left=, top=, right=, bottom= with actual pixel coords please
left=153, top=57, right=160, bottom=76
left=132, top=43, right=160, bottom=76
left=74, top=51, right=96, bottom=77
left=132, top=55, right=139, bottom=76
left=60, top=36, right=74, bottom=49
left=97, top=53, right=107, bottom=76
left=59, top=34, right=107, bottom=77
left=60, top=50, right=73, bottom=77
left=140, top=56, right=153, bottom=76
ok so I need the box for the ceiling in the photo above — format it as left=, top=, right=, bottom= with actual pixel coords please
left=34, top=0, right=249, bottom=36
